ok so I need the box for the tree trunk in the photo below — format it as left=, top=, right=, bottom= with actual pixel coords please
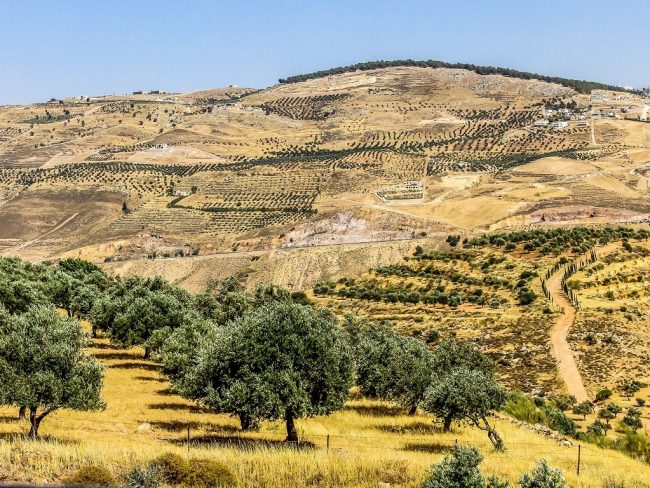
left=443, top=414, right=453, bottom=432
left=143, top=346, right=151, bottom=360
left=471, top=416, right=505, bottom=451
left=239, top=413, right=259, bottom=431
left=18, top=406, right=26, bottom=421
left=285, top=411, right=298, bottom=444
left=27, top=407, right=52, bottom=439
left=28, top=407, right=40, bottom=439
left=407, top=404, right=417, bottom=416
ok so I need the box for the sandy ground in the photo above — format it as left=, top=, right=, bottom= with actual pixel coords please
left=547, top=264, right=589, bottom=402
left=514, top=157, right=599, bottom=176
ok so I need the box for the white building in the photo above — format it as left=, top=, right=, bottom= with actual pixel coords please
left=534, top=119, right=549, bottom=127
left=591, top=92, right=605, bottom=102
left=552, top=121, right=568, bottom=130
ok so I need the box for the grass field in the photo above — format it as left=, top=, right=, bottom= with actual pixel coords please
left=1, top=327, right=650, bottom=487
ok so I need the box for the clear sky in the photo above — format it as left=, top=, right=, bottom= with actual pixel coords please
left=1, top=0, right=648, bottom=105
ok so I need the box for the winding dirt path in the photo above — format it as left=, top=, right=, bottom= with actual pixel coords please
left=546, top=243, right=622, bottom=401
left=547, top=266, right=589, bottom=402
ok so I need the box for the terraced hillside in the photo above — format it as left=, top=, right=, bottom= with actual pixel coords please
left=0, top=65, right=649, bottom=262
left=309, top=227, right=650, bottom=398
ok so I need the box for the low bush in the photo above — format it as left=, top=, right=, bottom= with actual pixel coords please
left=149, top=452, right=189, bottom=485
left=126, top=465, right=163, bottom=488
left=422, top=445, right=485, bottom=488
left=182, top=459, right=239, bottom=488
left=596, top=389, right=613, bottom=402
left=504, top=391, right=546, bottom=424
left=518, top=460, right=567, bottom=488
left=62, top=465, right=116, bottom=487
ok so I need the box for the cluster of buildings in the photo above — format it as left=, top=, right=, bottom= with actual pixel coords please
left=591, top=91, right=630, bottom=102
left=533, top=107, right=588, bottom=130
left=533, top=119, right=570, bottom=130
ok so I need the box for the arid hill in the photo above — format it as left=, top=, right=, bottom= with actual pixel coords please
left=1, top=65, right=649, bottom=273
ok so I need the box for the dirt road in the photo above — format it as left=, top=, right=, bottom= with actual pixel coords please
left=18, top=212, right=80, bottom=250
left=547, top=266, right=589, bottom=402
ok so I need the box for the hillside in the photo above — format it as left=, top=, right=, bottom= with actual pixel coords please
left=2, top=60, right=650, bottom=484
left=0, top=65, right=649, bottom=268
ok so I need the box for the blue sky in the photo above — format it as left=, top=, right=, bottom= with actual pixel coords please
left=1, top=0, right=648, bottom=105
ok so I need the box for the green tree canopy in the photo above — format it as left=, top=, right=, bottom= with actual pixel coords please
left=349, top=319, right=433, bottom=414
left=0, top=258, right=50, bottom=314
left=423, top=367, right=505, bottom=450
left=166, top=301, right=354, bottom=440
left=0, top=306, right=105, bottom=437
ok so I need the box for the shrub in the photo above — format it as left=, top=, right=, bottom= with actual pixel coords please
left=183, top=459, right=238, bottom=488
left=543, top=408, right=577, bottom=437
left=548, top=394, right=576, bottom=412
left=127, top=465, right=163, bottom=488
left=422, top=445, right=485, bottom=488
left=487, top=477, right=511, bottom=488
left=149, top=453, right=189, bottom=485
left=62, top=465, right=116, bottom=487
left=504, top=392, right=546, bottom=424
left=517, top=287, right=537, bottom=305
left=518, top=460, right=567, bottom=488
left=596, top=389, right=612, bottom=402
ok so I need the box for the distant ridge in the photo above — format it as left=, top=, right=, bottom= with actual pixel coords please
left=279, top=59, right=635, bottom=94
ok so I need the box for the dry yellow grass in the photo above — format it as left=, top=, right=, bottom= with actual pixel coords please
left=1, top=335, right=650, bottom=487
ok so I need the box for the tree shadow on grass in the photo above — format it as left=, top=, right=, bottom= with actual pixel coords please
left=344, top=404, right=404, bottom=417
left=94, top=351, right=141, bottom=361
left=109, top=361, right=160, bottom=372
left=374, top=420, right=443, bottom=435
left=401, top=441, right=453, bottom=454
left=134, top=375, right=167, bottom=383
left=150, top=420, right=207, bottom=432
left=0, top=415, right=21, bottom=423
left=148, top=402, right=205, bottom=414
left=89, top=341, right=122, bottom=350
left=169, top=434, right=315, bottom=451
left=150, top=420, right=241, bottom=435
left=0, top=432, right=80, bottom=446
left=155, top=387, right=177, bottom=396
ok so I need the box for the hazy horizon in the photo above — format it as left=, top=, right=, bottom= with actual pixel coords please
left=2, top=0, right=649, bottom=105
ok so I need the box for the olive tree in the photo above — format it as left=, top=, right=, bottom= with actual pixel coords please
left=622, top=407, right=642, bottom=433
left=0, top=306, right=105, bottom=438
left=351, top=320, right=433, bottom=414
left=90, top=276, right=197, bottom=357
left=430, top=339, right=495, bottom=377
left=423, top=367, right=505, bottom=449
left=167, top=302, right=354, bottom=441
left=572, top=400, right=594, bottom=420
